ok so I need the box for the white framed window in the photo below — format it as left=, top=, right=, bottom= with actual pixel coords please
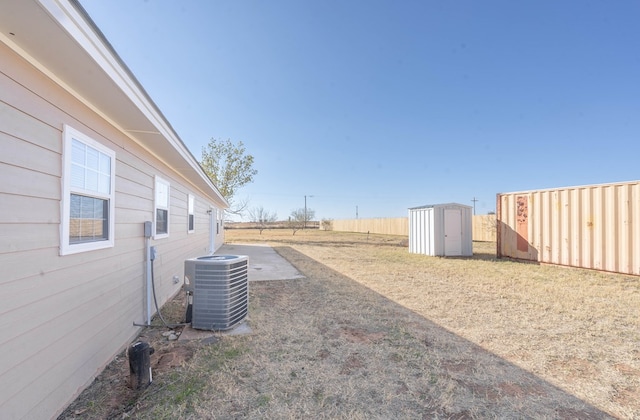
left=60, top=125, right=115, bottom=255
left=187, top=194, right=195, bottom=233
left=154, top=175, right=170, bottom=238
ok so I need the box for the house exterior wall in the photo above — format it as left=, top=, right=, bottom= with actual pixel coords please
left=0, top=41, right=223, bottom=419
left=497, top=181, right=640, bottom=275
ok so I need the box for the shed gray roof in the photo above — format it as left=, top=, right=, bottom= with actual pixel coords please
left=409, top=203, right=473, bottom=210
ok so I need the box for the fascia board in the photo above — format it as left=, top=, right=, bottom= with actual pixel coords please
left=36, top=0, right=228, bottom=208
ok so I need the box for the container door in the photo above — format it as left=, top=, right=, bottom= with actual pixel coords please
left=444, top=209, right=462, bottom=256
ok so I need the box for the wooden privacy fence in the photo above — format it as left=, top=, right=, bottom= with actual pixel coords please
left=472, top=215, right=497, bottom=242
left=327, top=215, right=496, bottom=242
left=329, top=218, right=409, bottom=236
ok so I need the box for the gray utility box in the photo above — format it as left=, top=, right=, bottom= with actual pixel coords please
left=184, top=255, right=248, bottom=331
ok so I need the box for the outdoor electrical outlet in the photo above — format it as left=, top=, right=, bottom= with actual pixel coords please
left=172, top=275, right=179, bottom=284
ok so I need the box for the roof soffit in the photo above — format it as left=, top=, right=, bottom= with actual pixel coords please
left=0, top=0, right=227, bottom=207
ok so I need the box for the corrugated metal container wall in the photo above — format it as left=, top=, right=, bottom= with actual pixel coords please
left=497, top=180, right=640, bottom=275
left=409, top=203, right=473, bottom=257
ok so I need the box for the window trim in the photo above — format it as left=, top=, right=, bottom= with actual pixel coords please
left=60, top=125, right=115, bottom=255
left=187, top=194, right=195, bottom=233
left=154, top=175, right=170, bottom=239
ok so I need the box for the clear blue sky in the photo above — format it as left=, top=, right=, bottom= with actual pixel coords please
left=81, top=0, right=639, bottom=221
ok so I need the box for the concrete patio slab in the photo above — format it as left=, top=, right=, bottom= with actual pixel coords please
left=178, top=243, right=301, bottom=340
left=218, top=243, right=305, bottom=282
left=178, top=321, right=253, bottom=342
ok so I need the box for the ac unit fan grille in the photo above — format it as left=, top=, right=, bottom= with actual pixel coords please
left=185, top=255, right=248, bottom=331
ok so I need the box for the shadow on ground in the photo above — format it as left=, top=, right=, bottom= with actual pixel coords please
left=59, top=244, right=615, bottom=419
left=266, top=245, right=612, bottom=419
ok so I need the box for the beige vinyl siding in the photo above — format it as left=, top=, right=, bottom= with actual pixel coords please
left=2, top=261, right=142, bottom=418
left=0, top=129, right=61, bottom=174
left=194, top=196, right=213, bottom=232
left=0, top=101, right=63, bottom=155
left=0, top=41, right=222, bottom=418
left=0, top=193, right=59, bottom=224
left=0, top=224, right=60, bottom=253
left=146, top=188, right=214, bottom=303
left=2, top=162, right=60, bottom=199
left=0, top=255, right=144, bottom=417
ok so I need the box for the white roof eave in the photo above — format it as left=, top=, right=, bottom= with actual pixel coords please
left=0, top=0, right=228, bottom=208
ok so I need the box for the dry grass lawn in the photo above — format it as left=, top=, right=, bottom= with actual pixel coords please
left=61, top=229, right=640, bottom=419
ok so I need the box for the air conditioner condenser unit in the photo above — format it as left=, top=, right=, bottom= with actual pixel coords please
left=184, top=255, right=248, bottom=331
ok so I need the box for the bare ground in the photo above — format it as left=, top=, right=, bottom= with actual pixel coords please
left=60, top=229, right=640, bottom=419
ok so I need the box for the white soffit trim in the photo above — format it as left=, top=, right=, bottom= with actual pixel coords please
left=37, top=0, right=180, bottom=152
left=29, top=0, right=228, bottom=207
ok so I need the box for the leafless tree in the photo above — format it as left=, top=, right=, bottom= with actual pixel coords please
left=288, top=208, right=315, bottom=235
left=248, top=206, right=277, bottom=234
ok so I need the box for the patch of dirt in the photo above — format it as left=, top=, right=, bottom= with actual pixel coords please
left=614, top=363, right=640, bottom=376
left=316, top=349, right=331, bottom=360
left=340, top=353, right=365, bottom=375
left=555, top=407, right=607, bottom=420
left=339, top=326, right=386, bottom=343
left=611, top=386, right=640, bottom=412
left=548, top=356, right=598, bottom=382
left=153, top=344, right=195, bottom=372
left=441, top=359, right=475, bottom=374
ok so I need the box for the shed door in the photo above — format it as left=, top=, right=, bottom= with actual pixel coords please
left=444, top=209, right=462, bottom=256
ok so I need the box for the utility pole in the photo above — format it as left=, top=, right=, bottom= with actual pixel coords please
left=471, top=197, right=478, bottom=215
left=304, top=195, right=313, bottom=229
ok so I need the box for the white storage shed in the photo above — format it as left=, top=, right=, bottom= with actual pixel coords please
left=409, top=203, right=473, bottom=256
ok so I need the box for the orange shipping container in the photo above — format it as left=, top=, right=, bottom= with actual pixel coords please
left=497, top=180, right=640, bottom=275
